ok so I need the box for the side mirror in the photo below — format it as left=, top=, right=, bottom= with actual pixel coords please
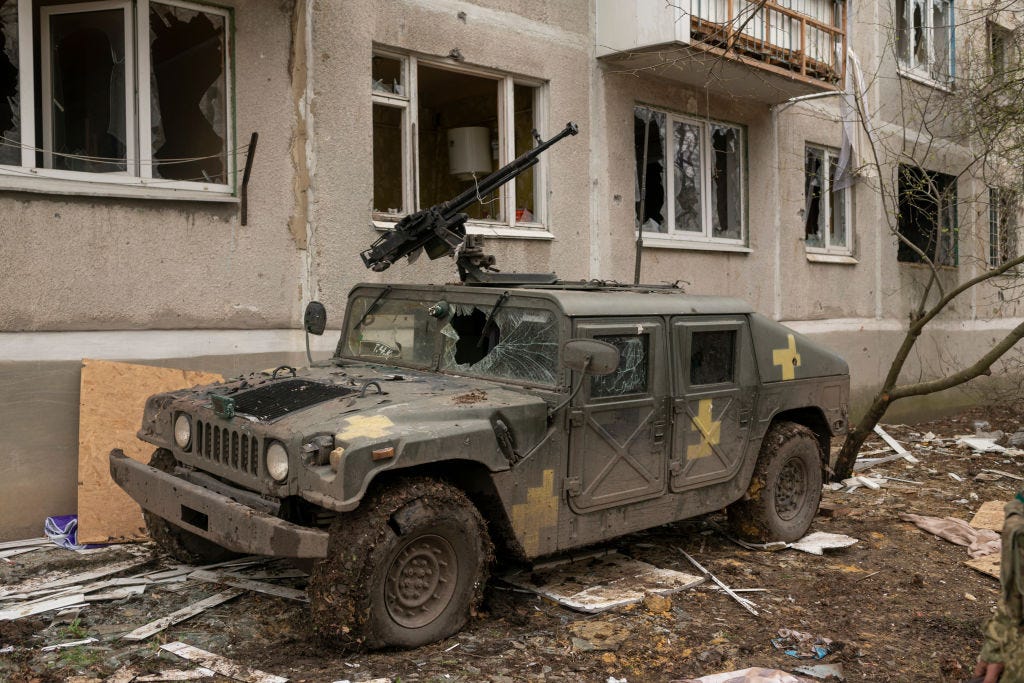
left=304, top=301, right=327, bottom=336
left=562, top=339, right=619, bottom=376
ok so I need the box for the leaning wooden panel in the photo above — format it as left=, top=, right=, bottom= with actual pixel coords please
left=77, top=360, right=222, bottom=544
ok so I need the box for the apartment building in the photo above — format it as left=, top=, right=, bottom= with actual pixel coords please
left=0, top=0, right=1018, bottom=538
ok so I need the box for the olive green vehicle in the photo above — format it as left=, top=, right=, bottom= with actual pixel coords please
left=109, top=124, right=850, bottom=650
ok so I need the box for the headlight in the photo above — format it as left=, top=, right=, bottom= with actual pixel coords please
left=173, top=414, right=192, bottom=449
left=266, top=441, right=289, bottom=481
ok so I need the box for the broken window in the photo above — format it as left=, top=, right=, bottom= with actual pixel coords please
left=989, top=187, right=1018, bottom=269
left=440, top=305, right=559, bottom=386
left=371, top=50, right=543, bottom=228
left=894, top=0, right=953, bottom=82
left=342, top=296, right=435, bottom=367
left=635, top=104, right=746, bottom=244
left=690, top=330, right=736, bottom=386
left=590, top=334, right=649, bottom=398
left=897, top=164, right=957, bottom=266
left=0, top=0, right=232, bottom=191
left=804, top=144, right=851, bottom=253
left=0, top=0, right=19, bottom=167
left=989, top=22, right=1014, bottom=83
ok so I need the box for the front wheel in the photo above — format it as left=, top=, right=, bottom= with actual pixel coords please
left=727, top=422, right=823, bottom=543
left=309, top=478, right=492, bottom=650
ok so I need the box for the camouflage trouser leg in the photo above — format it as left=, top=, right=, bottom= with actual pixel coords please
left=1001, top=633, right=1024, bottom=683
left=980, top=608, right=1024, bottom=682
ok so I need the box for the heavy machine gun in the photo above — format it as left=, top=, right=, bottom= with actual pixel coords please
left=360, top=121, right=578, bottom=285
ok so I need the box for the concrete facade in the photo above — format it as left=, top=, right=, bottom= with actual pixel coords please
left=0, top=0, right=1020, bottom=539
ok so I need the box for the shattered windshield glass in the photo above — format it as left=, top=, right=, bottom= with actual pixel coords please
left=440, top=305, right=560, bottom=387
left=339, top=296, right=436, bottom=367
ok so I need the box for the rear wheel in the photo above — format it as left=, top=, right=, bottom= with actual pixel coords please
left=309, top=478, right=492, bottom=650
left=144, top=448, right=239, bottom=565
left=727, top=422, right=823, bottom=543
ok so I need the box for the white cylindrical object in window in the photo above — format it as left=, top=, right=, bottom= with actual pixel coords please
left=447, top=126, right=492, bottom=177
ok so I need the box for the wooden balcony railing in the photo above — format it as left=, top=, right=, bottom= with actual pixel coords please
left=690, top=0, right=847, bottom=84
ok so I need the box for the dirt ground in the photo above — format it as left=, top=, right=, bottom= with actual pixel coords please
left=2, top=406, right=1023, bottom=683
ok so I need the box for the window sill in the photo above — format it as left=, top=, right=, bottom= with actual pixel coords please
left=0, top=169, right=237, bottom=203
left=372, top=218, right=554, bottom=240
left=637, top=234, right=751, bottom=254
left=805, top=252, right=858, bottom=265
left=897, top=68, right=953, bottom=93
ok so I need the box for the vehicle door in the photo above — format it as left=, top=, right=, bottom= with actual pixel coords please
left=669, top=317, right=757, bottom=492
left=567, top=319, right=670, bottom=512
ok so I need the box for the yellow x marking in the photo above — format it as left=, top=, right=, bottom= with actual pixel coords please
left=687, top=399, right=721, bottom=460
left=772, top=333, right=802, bottom=381
left=510, top=469, right=558, bottom=557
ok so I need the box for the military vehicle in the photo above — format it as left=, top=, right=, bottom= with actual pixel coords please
left=110, top=122, right=850, bottom=650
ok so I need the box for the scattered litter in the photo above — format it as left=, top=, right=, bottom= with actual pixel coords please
left=39, top=637, right=98, bottom=651
left=0, top=545, right=57, bottom=560
left=161, top=641, right=289, bottom=683
left=443, top=642, right=460, bottom=652
left=793, top=663, right=845, bottom=680
left=0, top=537, right=51, bottom=551
left=788, top=532, right=859, bottom=556
left=922, top=432, right=937, bottom=441
left=679, top=548, right=758, bottom=616
left=964, top=593, right=977, bottom=601
left=44, top=515, right=101, bottom=551
left=0, top=556, right=148, bottom=599
left=957, top=437, right=1007, bottom=453
left=122, top=589, right=245, bottom=641
left=0, top=593, right=86, bottom=621
left=872, top=425, right=919, bottom=463
left=105, top=665, right=142, bottom=683
left=681, top=669, right=813, bottom=682
left=189, top=569, right=308, bottom=602
left=569, top=620, right=630, bottom=652
left=974, top=472, right=1002, bottom=482
left=135, top=669, right=217, bottom=681
left=607, top=678, right=628, bottom=683
left=841, top=476, right=886, bottom=492
left=965, top=553, right=1001, bottom=579
left=971, top=501, right=1007, bottom=532
left=898, top=513, right=1001, bottom=558
left=502, top=552, right=703, bottom=613
left=771, top=628, right=833, bottom=659
left=948, top=472, right=963, bottom=482
left=981, top=469, right=1024, bottom=482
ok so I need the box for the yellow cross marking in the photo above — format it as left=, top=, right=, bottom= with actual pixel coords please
left=772, top=333, right=802, bottom=381
left=687, top=399, right=721, bottom=460
left=335, top=415, right=394, bottom=441
left=510, top=469, right=558, bottom=557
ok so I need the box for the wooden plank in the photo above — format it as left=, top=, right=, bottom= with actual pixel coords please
left=873, top=425, right=919, bottom=463
left=0, top=594, right=85, bottom=621
left=77, top=359, right=222, bottom=544
left=189, top=570, right=308, bottom=602
left=0, top=545, right=56, bottom=560
left=965, top=554, right=1001, bottom=579
left=971, top=501, right=1007, bottom=532
left=161, top=641, right=289, bottom=683
left=0, top=557, right=148, bottom=599
left=135, top=669, right=216, bottom=681
left=121, top=589, right=245, bottom=641
left=0, top=537, right=51, bottom=551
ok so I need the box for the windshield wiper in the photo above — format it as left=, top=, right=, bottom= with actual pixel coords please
left=477, top=290, right=510, bottom=348
left=353, top=286, right=392, bottom=330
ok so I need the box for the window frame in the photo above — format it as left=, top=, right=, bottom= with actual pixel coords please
left=989, top=186, right=1018, bottom=270
left=0, top=0, right=236, bottom=199
left=686, top=325, right=740, bottom=389
left=988, top=21, right=1014, bottom=83
left=634, top=103, right=747, bottom=248
left=894, top=0, right=955, bottom=85
left=896, top=163, right=958, bottom=267
left=370, top=48, right=549, bottom=234
left=803, top=143, right=853, bottom=256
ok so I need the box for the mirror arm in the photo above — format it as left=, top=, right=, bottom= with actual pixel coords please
left=548, top=355, right=592, bottom=420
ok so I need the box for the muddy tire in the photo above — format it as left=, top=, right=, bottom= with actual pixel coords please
left=309, top=478, right=492, bottom=650
left=143, top=449, right=239, bottom=565
left=727, top=422, right=823, bottom=543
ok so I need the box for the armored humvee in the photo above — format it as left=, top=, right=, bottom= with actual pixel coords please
left=110, top=123, right=850, bottom=650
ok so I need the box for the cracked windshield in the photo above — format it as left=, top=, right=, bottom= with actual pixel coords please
left=341, top=294, right=561, bottom=386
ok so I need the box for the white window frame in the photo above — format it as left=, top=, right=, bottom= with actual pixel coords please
left=895, top=0, right=954, bottom=85
left=635, top=105, right=747, bottom=248
left=803, top=144, right=852, bottom=256
left=989, top=186, right=1018, bottom=269
left=0, top=0, right=235, bottom=200
left=370, top=49, right=550, bottom=236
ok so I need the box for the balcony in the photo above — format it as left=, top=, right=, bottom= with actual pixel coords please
left=596, top=0, right=847, bottom=104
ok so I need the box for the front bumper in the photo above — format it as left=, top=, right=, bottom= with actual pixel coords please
left=109, top=450, right=329, bottom=558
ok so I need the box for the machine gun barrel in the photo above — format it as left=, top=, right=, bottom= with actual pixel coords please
left=360, top=122, right=578, bottom=273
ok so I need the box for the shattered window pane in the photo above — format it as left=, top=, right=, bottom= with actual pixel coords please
left=373, top=103, right=404, bottom=214
left=591, top=334, right=649, bottom=398
left=829, top=154, right=847, bottom=248
left=0, top=0, right=19, bottom=167
left=150, top=2, right=227, bottom=183
left=804, top=146, right=824, bottom=247
left=931, top=0, right=950, bottom=81
left=690, top=330, right=736, bottom=385
left=673, top=120, right=702, bottom=233
left=440, top=306, right=559, bottom=386
left=343, top=297, right=435, bottom=367
left=47, top=7, right=128, bottom=173
left=372, top=54, right=405, bottom=96
left=635, top=106, right=667, bottom=233
left=895, top=0, right=909, bottom=63
left=710, top=124, right=742, bottom=240
left=513, top=83, right=538, bottom=223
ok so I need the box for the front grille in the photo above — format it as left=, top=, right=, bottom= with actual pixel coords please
left=231, top=379, right=356, bottom=422
left=195, top=420, right=260, bottom=476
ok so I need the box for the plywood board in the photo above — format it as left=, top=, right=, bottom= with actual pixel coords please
left=77, top=360, right=222, bottom=544
left=965, top=553, right=1001, bottom=579
left=971, top=500, right=1007, bottom=532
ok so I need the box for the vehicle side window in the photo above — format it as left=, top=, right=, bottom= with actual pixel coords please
left=690, top=330, right=736, bottom=385
left=591, top=334, right=649, bottom=398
